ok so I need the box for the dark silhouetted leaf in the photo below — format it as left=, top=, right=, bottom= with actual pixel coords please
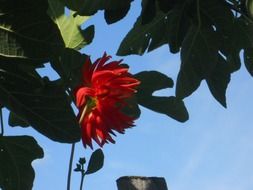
left=157, top=0, right=176, bottom=13
left=176, top=26, right=219, bottom=99
left=135, top=71, right=173, bottom=93
left=104, top=5, right=131, bottom=24
left=135, top=71, right=188, bottom=122
left=0, top=136, right=44, bottom=190
left=51, top=48, right=88, bottom=89
left=79, top=157, right=86, bottom=165
left=0, top=63, right=80, bottom=143
left=0, top=0, right=64, bottom=62
left=47, top=0, right=93, bottom=50
left=8, top=112, right=29, bottom=128
left=141, top=0, right=156, bottom=24
left=142, top=96, right=188, bottom=122
left=200, top=0, right=241, bottom=72
left=61, top=0, right=132, bottom=23
left=122, top=97, right=141, bottom=119
left=166, top=2, right=191, bottom=53
left=244, top=48, right=253, bottom=76
left=141, top=0, right=176, bottom=24
left=74, top=163, right=82, bottom=172
left=86, top=149, right=104, bottom=175
left=206, top=55, right=231, bottom=107
left=117, top=12, right=168, bottom=56
left=236, top=17, right=253, bottom=49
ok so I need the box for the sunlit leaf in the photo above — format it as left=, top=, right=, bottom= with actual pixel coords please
left=47, top=0, right=94, bottom=50
left=246, top=0, right=253, bottom=19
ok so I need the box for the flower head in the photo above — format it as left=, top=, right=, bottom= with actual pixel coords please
left=75, top=53, right=140, bottom=148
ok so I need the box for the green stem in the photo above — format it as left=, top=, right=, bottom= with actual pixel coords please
left=67, top=143, right=76, bottom=190
left=196, top=0, right=201, bottom=29
left=67, top=104, right=88, bottom=190
left=0, top=109, right=4, bottom=136
left=79, top=172, right=85, bottom=190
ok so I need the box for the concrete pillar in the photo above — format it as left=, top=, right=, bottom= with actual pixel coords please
left=116, top=176, right=168, bottom=190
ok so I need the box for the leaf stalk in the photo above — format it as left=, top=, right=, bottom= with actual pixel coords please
left=67, top=104, right=88, bottom=190
left=0, top=109, right=4, bottom=136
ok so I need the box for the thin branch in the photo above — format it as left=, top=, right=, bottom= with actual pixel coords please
left=197, top=0, right=202, bottom=29
left=79, top=173, right=85, bottom=190
left=67, top=143, right=76, bottom=190
left=0, top=109, right=4, bottom=136
left=79, top=163, right=85, bottom=190
left=67, top=104, right=88, bottom=190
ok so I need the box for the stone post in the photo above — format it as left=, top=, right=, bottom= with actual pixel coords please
left=116, top=176, right=168, bottom=190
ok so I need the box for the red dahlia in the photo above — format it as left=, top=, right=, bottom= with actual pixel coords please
left=75, top=53, right=140, bottom=148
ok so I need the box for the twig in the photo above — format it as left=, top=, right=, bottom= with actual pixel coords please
left=67, top=104, right=88, bottom=190
left=67, top=143, right=76, bottom=190
left=0, top=109, right=4, bottom=136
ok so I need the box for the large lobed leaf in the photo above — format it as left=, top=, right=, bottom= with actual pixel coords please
left=118, top=0, right=247, bottom=108
left=60, top=0, right=133, bottom=24
left=117, top=0, right=191, bottom=55
left=117, top=11, right=168, bottom=56
left=0, top=135, right=44, bottom=190
left=0, top=0, right=64, bottom=62
left=50, top=48, right=87, bottom=90
left=135, top=71, right=188, bottom=122
left=47, top=0, right=94, bottom=50
left=0, top=63, right=80, bottom=143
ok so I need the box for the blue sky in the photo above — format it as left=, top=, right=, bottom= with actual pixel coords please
left=3, top=1, right=253, bottom=190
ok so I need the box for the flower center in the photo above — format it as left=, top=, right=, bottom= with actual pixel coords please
left=78, top=97, right=97, bottom=124
left=86, top=97, right=97, bottom=111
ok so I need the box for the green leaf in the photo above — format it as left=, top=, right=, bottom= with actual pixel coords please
left=166, top=2, right=191, bottom=53
left=85, top=149, right=104, bottom=175
left=79, top=157, right=86, bottom=165
left=244, top=48, right=253, bottom=76
left=0, top=0, right=64, bottom=62
left=236, top=17, right=253, bottom=48
left=176, top=26, right=219, bottom=99
left=104, top=5, right=131, bottom=24
left=200, top=0, right=241, bottom=72
left=121, top=97, right=141, bottom=119
left=47, top=0, right=93, bottom=50
left=246, top=0, right=253, bottom=19
left=61, top=0, right=132, bottom=24
left=135, top=71, right=174, bottom=93
left=0, top=63, right=81, bottom=143
left=0, top=135, right=44, bottom=190
left=51, top=48, right=88, bottom=89
left=157, top=0, right=176, bottom=13
left=117, top=12, right=168, bottom=56
left=140, top=0, right=177, bottom=25
left=142, top=96, right=189, bottom=122
left=135, top=71, right=188, bottom=122
left=141, top=0, right=157, bottom=24
left=206, top=55, right=231, bottom=107
left=8, top=112, right=29, bottom=128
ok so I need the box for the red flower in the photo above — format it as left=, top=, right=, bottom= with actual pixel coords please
left=75, top=53, right=140, bottom=148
